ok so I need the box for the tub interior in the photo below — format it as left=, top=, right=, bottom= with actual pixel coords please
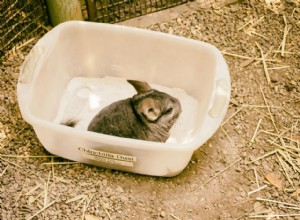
left=29, top=22, right=217, bottom=142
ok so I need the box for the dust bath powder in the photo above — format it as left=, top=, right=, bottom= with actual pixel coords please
left=54, top=76, right=201, bottom=144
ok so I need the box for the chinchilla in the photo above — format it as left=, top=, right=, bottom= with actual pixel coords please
left=63, top=80, right=182, bottom=142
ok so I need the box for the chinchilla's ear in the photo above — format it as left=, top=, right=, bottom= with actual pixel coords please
left=127, top=80, right=152, bottom=94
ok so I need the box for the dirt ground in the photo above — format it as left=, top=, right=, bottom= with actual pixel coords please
left=1, top=0, right=300, bottom=219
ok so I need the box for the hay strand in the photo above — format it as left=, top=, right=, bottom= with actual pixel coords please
left=253, top=168, right=260, bottom=188
left=0, top=165, right=9, bottom=177
left=276, top=153, right=294, bottom=187
left=24, top=184, right=42, bottom=196
left=66, top=195, right=86, bottom=204
left=281, top=15, right=291, bottom=57
left=268, top=65, right=290, bottom=70
left=247, top=185, right=268, bottom=196
left=195, top=158, right=242, bottom=191
left=29, top=191, right=43, bottom=205
left=256, top=197, right=300, bottom=207
left=16, top=37, right=36, bottom=50
left=0, top=156, right=23, bottom=169
left=100, top=200, right=112, bottom=220
left=249, top=213, right=300, bottom=218
left=41, top=162, right=80, bottom=165
left=251, top=31, right=269, bottom=40
left=247, top=150, right=277, bottom=164
left=250, top=118, right=263, bottom=143
left=278, top=150, right=300, bottom=173
left=44, top=171, right=51, bottom=207
left=222, top=105, right=245, bottom=126
left=26, top=200, right=56, bottom=220
left=221, top=51, right=280, bottom=62
left=256, top=43, right=271, bottom=84
left=0, top=154, right=57, bottom=158
left=170, top=214, right=182, bottom=220
left=81, top=194, right=95, bottom=220
left=221, top=126, right=233, bottom=144
left=260, top=87, right=278, bottom=132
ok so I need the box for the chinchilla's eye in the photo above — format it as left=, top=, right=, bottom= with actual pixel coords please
left=165, top=107, right=173, bottom=115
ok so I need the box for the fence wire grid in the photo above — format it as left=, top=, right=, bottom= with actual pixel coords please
left=85, top=0, right=198, bottom=23
left=1, top=0, right=221, bottom=58
left=0, top=0, right=49, bottom=58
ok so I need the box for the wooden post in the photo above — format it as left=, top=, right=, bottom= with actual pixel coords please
left=46, top=0, right=83, bottom=26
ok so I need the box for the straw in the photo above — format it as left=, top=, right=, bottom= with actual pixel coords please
left=24, top=183, right=42, bottom=196
left=0, top=154, right=57, bottom=158
left=249, top=213, right=300, bottom=218
left=276, top=153, right=294, bottom=187
left=170, top=214, right=182, bottom=220
left=1, top=127, right=26, bottom=147
left=41, top=162, right=80, bottom=165
left=14, top=184, right=25, bottom=205
left=238, top=16, right=264, bottom=31
left=256, top=197, right=300, bottom=207
left=0, top=165, right=9, bottom=177
left=271, top=140, right=300, bottom=156
left=16, top=37, right=36, bottom=50
left=256, top=43, right=271, bottom=84
left=269, top=128, right=291, bottom=145
left=278, top=150, right=300, bottom=173
left=221, top=105, right=245, bottom=126
left=221, top=126, right=233, bottom=144
left=273, top=50, right=298, bottom=55
left=240, top=104, right=282, bottom=109
left=238, top=19, right=253, bottom=31
left=249, top=16, right=265, bottom=29
left=250, top=119, right=263, bottom=143
left=26, top=200, right=56, bottom=220
left=0, top=156, right=22, bottom=169
left=66, top=195, right=86, bottom=204
left=100, top=200, right=112, bottom=220
left=221, top=51, right=280, bottom=62
left=268, top=65, right=290, bottom=70
left=260, top=87, right=278, bottom=132
left=253, top=168, right=260, bottom=188
left=44, top=171, right=51, bottom=207
left=251, top=31, right=269, bottom=40
left=247, top=185, right=268, bottom=196
left=49, top=157, right=55, bottom=183
left=81, top=194, right=95, bottom=220
left=75, top=196, right=87, bottom=210
left=283, top=206, right=300, bottom=211
left=29, top=191, right=43, bottom=205
left=195, top=158, right=242, bottom=191
left=281, top=15, right=291, bottom=57
left=247, top=150, right=277, bottom=164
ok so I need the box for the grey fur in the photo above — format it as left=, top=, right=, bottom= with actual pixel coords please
left=66, top=80, right=182, bottom=143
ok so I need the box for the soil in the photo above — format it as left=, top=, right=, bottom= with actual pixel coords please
left=1, top=0, right=300, bottom=219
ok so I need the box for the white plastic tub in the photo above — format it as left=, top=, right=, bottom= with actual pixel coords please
left=18, top=21, right=230, bottom=177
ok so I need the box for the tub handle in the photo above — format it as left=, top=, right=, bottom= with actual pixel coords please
left=18, top=45, right=44, bottom=84
left=208, top=78, right=229, bottom=118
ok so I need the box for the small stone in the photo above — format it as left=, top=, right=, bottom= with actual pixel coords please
left=270, top=72, right=280, bottom=83
left=160, top=211, right=166, bottom=217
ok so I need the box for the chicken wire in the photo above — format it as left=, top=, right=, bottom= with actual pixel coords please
left=1, top=0, right=222, bottom=58
left=84, top=0, right=217, bottom=23
left=0, top=0, right=49, bottom=59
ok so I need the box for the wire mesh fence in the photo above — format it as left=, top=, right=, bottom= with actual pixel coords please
left=1, top=0, right=224, bottom=58
left=85, top=0, right=196, bottom=23
left=0, top=0, right=49, bottom=59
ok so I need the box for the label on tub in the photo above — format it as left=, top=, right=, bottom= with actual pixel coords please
left=78, top=147, right=136, bottom=167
